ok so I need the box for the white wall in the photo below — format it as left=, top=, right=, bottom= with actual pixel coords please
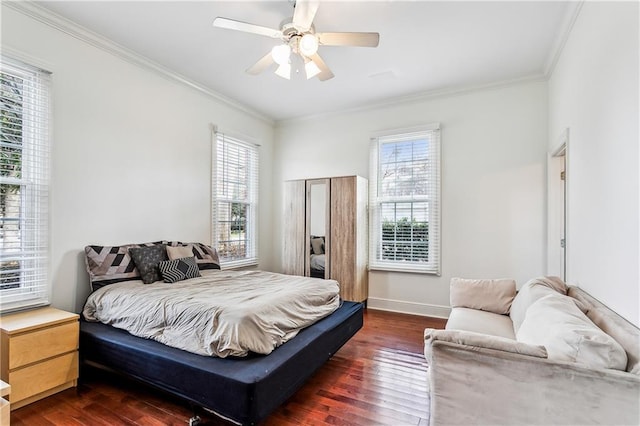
left=2, top=6, right=275, bottom=313
left=274, top=81, right=548, bottom=316
left=548, top=2, right=639, bottom=326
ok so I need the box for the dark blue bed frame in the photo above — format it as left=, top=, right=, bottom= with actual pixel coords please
left=79, top=301, right=364, bottom=425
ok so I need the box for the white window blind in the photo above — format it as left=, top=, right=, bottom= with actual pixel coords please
left=0, top=55, right=51, bottom=312
left=212, top=130, right=259, bottom=268
left=369, top=125, right=441, bottom=274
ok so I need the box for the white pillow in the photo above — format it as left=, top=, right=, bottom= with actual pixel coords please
left=450, top=278, right=516, bottom=315
left=516, top=294, right=627, bottom=370
left=166, top=244, right=193, bottom=260
left=510, top=276, right=569, bottom=333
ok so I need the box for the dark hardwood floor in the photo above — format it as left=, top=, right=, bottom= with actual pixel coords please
left=12, top=309, right=446, bottom=426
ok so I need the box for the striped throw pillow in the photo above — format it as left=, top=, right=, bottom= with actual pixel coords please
left=158, top=256, right=201, bottom=283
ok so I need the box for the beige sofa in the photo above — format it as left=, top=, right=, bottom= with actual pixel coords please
left=424, top=277, right=640, bottom=425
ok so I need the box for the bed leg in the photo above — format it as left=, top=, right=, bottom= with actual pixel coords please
left=188, top=403, right=202, bottom=426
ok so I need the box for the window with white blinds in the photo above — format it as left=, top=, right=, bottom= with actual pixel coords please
left=212, top=131, right=259, bottom=268
left=369, top=125, right=441, bottom=274
left=0, top=55, right=51, bottom=312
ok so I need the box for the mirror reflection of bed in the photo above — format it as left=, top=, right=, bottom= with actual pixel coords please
left=310, top=235, right=325, bottom=278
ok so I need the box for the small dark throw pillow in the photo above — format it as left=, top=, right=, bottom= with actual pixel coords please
left=129, top=244, right=168, bottom=284
left=158, top=256, right=201, bottom=283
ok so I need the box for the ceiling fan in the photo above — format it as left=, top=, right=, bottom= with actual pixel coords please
left=213, top=0, right=380, bottom=81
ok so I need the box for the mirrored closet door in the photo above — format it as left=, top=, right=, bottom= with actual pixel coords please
left=305, top=179, right=330, bottom=279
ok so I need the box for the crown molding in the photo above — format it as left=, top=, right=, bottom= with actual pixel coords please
left=4, top=1, right=275, bottom=126
left=543, top=1, right=584, bottom=78
left=276, top=73, right=547, bottom=127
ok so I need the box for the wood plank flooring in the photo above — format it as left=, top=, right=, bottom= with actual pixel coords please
left=11, top=309, right=447, bottom=426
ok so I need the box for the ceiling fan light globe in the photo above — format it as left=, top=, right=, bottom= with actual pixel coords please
left=305, top=60, right=321, bottom=79
left=299, top=33, right=319, bottom=56
left=271, top=44, right=291, bottom=66
left=275, top=63, right=291, bottom=80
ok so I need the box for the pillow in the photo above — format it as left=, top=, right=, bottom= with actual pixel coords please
left=128, top=244, right=168, bottom=284
left=510, top=276, right=571, bottom=332
left=158, top=256, right=201, bottom=283
left=167, top=245, right=194, bottom=260
left=84, top=242, right=161, bottom=291
left=311, top=237, right=325, bottom=255
left=516, top=293, right=628, bottom=370
left=164, top=241, right=220, bottom=270
left=449, top=278, right=516, bottom=315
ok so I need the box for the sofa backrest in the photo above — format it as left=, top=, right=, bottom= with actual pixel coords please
left=569, top=286, right=640, bottom=373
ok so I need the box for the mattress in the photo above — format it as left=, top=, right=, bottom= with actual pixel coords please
left=83, top=269, right=340, bottom=357
left=80, top=300, right=364, bottom=425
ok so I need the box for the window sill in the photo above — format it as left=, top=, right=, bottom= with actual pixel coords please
left=369, top=265, right=441, bottom=275
left=220, top=259, right=259, bottom=270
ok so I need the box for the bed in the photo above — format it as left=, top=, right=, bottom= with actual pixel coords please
left=80, top=241, right=364, bottom=425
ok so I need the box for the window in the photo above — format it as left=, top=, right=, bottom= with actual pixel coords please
left=369, top=125, right=441, bottom=274
left=212, top=131, right=259, bottom=268
left=0, top=55, right=51, bottom=312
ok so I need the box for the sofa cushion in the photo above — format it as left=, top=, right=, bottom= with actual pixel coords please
left=446, top=307, right=516, bottom=340
left=450, top=278, right=516, bottom=315
left=517, top=293, right=628, bottom=370
left=510, top=276, right=569, bottom=333
left=569, top=286, right=640, bottom=374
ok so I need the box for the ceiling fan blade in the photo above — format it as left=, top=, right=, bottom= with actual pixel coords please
left=246, top=52, right=275, bottom=75
left=292, top=0, right=319, bottom=32
left=310, top=53, right=334, bottom=81
left=317, top=32, right=380, bottom=47
left=213, top=17, right=282, bottom=39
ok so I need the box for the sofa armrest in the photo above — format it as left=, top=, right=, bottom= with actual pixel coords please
left=427, top=340, right=640, bottom=425
left=424, top=328, right=547, bottom=358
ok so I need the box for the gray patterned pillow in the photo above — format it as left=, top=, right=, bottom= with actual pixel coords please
left=158, top=256, right=201, bottom=283
left=129, top=244, right=168, bottom=284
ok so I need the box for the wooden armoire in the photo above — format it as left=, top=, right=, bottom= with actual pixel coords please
left=283, top=175, right=368, bottom=303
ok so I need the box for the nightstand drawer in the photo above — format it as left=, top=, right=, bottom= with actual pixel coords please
left=9, top=321, right=79, bottom=369
left=8, top=351, right=78, bottom=404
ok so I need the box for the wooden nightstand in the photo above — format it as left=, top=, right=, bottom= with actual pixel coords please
left=0, top=307, right=79, bottom=410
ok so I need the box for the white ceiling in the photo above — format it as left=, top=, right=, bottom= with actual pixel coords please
left=34, top=1, right=571, bottom=122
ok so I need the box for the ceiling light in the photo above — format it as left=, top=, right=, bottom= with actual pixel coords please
left=271, top=44, right=291, bottom=66
left=304, top=59, right=321, bottom=79
left=299, top=34, right=319, bottom=57
left=275, top=63, right=291, bottom=80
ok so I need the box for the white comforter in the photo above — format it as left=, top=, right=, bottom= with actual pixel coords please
left=83, top=270, right=340, bottom=358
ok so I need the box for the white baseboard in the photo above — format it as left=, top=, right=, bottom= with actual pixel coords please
left=367, top=297, right=451, bottom=319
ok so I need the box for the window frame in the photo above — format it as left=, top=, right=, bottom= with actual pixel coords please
left=0, top=55, right=52, bottom=313
left=212, top=130, right=259, bottom=269
left=369, top=124, right=441, bottom=275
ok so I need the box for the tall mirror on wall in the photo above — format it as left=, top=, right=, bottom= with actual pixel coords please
left=306, top=179, right=330, bottom=279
